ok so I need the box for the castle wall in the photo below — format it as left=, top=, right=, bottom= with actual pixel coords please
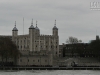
left=11, top=21, right=60, bottom=67
left=13, top=34, right=59, bottom=57
left=17, top=54, right=53, bottom=66
left=12, top=35, right=30, bottom=51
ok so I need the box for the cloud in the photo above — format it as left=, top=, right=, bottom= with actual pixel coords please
left=0, top=0, right=100, bottom=44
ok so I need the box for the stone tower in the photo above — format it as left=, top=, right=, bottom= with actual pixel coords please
left=52, top=20, right=59, bottom=57
left=29, top=19, right=35, bottom=51
left=12, top=21, right=18, bottom=43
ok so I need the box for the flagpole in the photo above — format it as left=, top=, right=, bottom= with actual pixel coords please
left=23, top=17, right=24, bottom=35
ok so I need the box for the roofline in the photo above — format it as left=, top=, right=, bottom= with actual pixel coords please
left=12, top=30, right=18, bottom=31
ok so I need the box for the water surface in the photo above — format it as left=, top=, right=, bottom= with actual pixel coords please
left=0, top=70, right=99, bottom=75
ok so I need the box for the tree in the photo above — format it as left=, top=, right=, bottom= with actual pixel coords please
left=0, top=37, right=20, bottom=66
left=66, top=36, right=82, bottom=44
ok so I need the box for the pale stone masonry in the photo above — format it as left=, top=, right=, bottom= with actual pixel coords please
left=12, top=20, right=59, bottom=66
left=12, top=20, right=59, bottom=57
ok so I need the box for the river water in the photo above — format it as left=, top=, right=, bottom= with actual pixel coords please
left=0, top=70, right=99, bottom=75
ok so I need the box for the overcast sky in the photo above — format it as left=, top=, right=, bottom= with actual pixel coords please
left=0, top=0, right=100, bottom=44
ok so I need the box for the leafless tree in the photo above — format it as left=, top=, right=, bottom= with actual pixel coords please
left=66, top=36, right=82, bottom=44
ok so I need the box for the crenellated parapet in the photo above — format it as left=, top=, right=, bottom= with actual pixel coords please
left=16, top=34, right=29, bottom=38
left=40, top=34, right=53, bottom=37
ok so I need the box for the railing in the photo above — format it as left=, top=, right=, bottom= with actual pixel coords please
left=0, top=66, right=100, bottom=70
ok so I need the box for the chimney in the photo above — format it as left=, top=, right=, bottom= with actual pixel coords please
left=96, top=35, right=99, bottom=40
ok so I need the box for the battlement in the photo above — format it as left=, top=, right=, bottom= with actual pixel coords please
left=0, top=35, right=12, bottom=39
left=40, top=34, right=53, bottom=37
left=15, top=34, right=29, bottom=38
left=18, top=34, right=28, bottom=36
left=0, top=35, right=12, bottom=37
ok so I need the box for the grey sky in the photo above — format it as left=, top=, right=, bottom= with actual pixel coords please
left=0, top=0, right=100, bottom=44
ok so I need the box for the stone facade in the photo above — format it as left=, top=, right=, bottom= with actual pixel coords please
left=12, top=20, right=59, bottom=66
left=17, top=54, right=53, bottom=66
left=12, top=20, right=59, bottom=57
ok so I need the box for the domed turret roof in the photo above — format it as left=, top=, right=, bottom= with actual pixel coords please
left=53, top=26, right=58, bottom=30
left=12, top=21, right=18, bottom=31
left=35, top=26, right=39, bottom=30
left=29, top=19, right=35, bottom=29
left=35, top=21, right=39, bottom=30
left=12, top=26, right=18, bottom=31
left=53, top=20, right=58, bottom=30
left=29, top=25, right=35, bottom=29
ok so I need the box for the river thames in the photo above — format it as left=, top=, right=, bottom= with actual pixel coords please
left=0, top=70, right=99, bottom=75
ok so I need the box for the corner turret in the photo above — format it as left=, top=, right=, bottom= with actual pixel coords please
left=29, top=19, right=35, bottom=35
left=12, top=21, right=18, bottom=36
left=52, top=20, right=58, bottom=36
left=35, top=21, right=40, bottom=36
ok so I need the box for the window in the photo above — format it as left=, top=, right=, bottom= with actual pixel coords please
left=46, top=46, right=47, bottom=48
left=56, top=46, right=57, bottom=48
left=38, top=60, right=39, bottom=62
left=45, top=60, right=47, bottom=62
left=33, top=60, right=35, bottom=62
left=27, top=45, right=29, bottom=48
left=13, top=32, right=14, bottom=35
left=20, top=59, right=22, bottom=62
left=56, top=52, right=57, bottom=54
left=28, top=59, right=29, bottom=62
left=56, top=42, right=57, bottom=44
